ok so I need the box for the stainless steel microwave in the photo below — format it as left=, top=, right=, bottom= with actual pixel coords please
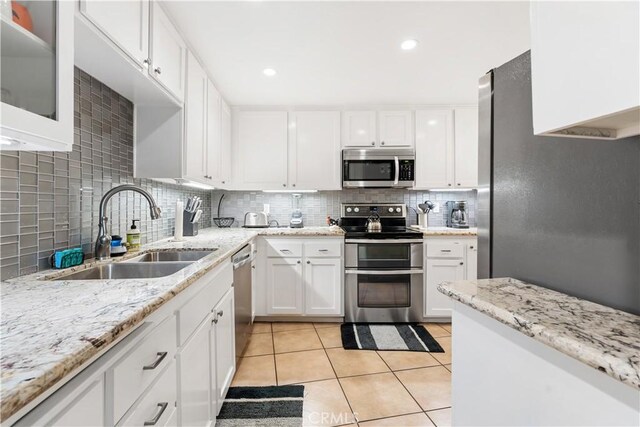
left=342, top=149, right=415, bottom=188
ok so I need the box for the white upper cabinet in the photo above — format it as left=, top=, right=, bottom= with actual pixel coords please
left=378, top=111, right=413, bottom=147
left=184, top=51, right=207, bottom=182
left=289, top=111, right=341, bottom=190
left=79, top=0, right=149, bottom=68
left=235, top=111, right=289, bottom=190
left=453, top=107, right=478, bottom=188
left=415, top=108, right=477, bottom=189
left=1, top=0, right=74, bottom=151
left=219, top=100, right=232, bottom=187
left=530, top=1, right=640, bottom=139
left=342, top=111, right=377, bottom=147
left=150, top=2, right=186, bottom=102
left=415, top=109, right=454, bottom=189
left=206, top=81, right=222, bottom=183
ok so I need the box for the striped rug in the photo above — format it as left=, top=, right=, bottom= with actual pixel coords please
left=216, top=385, right=304, bottom=427
left=341, top=323, right=444, bottom=352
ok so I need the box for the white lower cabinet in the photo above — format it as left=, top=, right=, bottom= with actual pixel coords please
left=304, top=258, right=343, bottom=316
left=177, top=318, right=212, bottom=427
left=49, top=377, right=104, bottom=427
left=120, top=361, right=177, bottom=427
left=260, top=237, right=343, bottom=317
left=424, top=237, right=477, bottom=318
left=212, top=289, right=236, bottom=415
left=267, top=258, right=304, bottom=315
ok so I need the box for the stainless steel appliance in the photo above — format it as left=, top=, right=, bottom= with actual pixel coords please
left=232, top=245, right=253, bottom=359
left=479, top=51, right=640, bottom=314
left=342, top=149, right=415, bottom=188
left=445, top=201, right=469, bottom=229
left=243, top=212, right=269, bottom=228
left=341, top=203, right=424, bottom=322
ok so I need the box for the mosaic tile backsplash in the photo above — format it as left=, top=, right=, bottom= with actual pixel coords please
left=211, top=189, right=477, bottom=228
left=0, top=68, right=211, bottom=280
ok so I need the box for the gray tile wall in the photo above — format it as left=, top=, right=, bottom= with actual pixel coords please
left=212, top=189, right=477, bottom=228
left=0, top=68, right=211, bottom=280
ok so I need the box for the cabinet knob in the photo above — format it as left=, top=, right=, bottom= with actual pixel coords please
left=143, top=58, right=150, bottom=66
left=217, top=310, right=224, bottom=317
left=212, top=317, right=218, bottom=324
left=154, top=67, right=162, bottom=74
left=457, top=183, right=461, bottom=186
left=448, top=183, right=452, bottom=186
left=222, top=181, right=225, bottom=184
left=381, top=141, right=385, bottom=146
left=371, top=141, right=375, bottom=146
left=307, top=260, right=311, bottom=264
left=470, top=246, right=474, bottom=249
left=283, top=184, right=286, bottom=187
left=460, top=262, right=464, bottom=265
left=297, top=260, right=301, bottom=264
left=292, top=184, right=296, bottom=187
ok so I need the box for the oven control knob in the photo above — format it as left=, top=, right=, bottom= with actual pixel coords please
left=396, top=207, right=402, bottom=213
left=388, top=207, right=394, bottom=213
left=354, top=207, right=360, bottom=213
left=346, top=207, right=352, bottom=213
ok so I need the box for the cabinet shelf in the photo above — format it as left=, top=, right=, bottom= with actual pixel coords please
left=1, top=16, right=54, bottom=58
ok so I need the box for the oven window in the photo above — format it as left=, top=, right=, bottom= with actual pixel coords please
left=358, top=274, right=411, bottom=308
left=345, top=160, right=393, bottom=181
left=358, top=244, right=410, bottom=262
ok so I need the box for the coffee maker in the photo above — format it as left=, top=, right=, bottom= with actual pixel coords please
left=445, top=201, right=469, bottom=229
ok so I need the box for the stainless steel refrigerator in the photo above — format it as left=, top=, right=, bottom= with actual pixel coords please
left=478, top=51, right=640, bottom=315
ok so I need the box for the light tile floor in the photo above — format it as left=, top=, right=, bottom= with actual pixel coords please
left=231, top=322, right=452, bottom=427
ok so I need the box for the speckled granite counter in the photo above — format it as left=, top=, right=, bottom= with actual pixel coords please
left=438, top=277, right=640, bottom=389
left=0, top=226, right=343, bottom=422
left=409, top=226, right=478, bottom=236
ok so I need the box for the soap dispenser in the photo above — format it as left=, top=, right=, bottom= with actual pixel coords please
left=127, top=219, right=141, bottom=251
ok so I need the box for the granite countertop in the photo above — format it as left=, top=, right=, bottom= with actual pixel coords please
left=0, top=226, right=343, bottom=422
left=438, top=277, right=640, bottom=389
left=409, top=226, right=478, bottom=236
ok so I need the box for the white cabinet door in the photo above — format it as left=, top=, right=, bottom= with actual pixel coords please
left=48, top=377, right=104, bottom=426
left=454, top=108, right=478, bottom=188
left=218, top=100, right=232, bottom=187
left=379, top=111, right=413, bottom=147
left=465, top=241, right=478, bottom=281
left=415, top=109, right=454, bottom=189
left=206, top=81, right=222, bottom=183
left=530, top=1, right=639, bottom=139
left=1, top=0, right=74, bottom=151
left=177, top=316, right=212, bottom=427
left=80, top=0, right=149, bottom=67
left=212, top=289, right=235, bottom=415
left=342, top=111, right=377, bottom=147
left=120, top=362, right=177, bottom=427
left=266, top=258, right=304, bottom=315
left=289, top=111, right=341, bottom=190
left=425, top=258, right=464, bottom=317
left=184, top=51, right=207, bottom=183
left=150, top=2, right=186, bottom=102
left=304, top=258, right=342, bottom=316
left=236, top=111, right=289, bottom=190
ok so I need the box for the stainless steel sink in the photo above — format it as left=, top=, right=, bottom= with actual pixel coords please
left=54, top=262, right=194, bottom=280
left=127, top=250, right=216, bottom=262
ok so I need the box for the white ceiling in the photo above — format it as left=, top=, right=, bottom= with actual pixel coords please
left=165, top=1, right=531, bottom=106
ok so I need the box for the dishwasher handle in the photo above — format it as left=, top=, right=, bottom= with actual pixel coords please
left=232, top=245, right=254, bottom=269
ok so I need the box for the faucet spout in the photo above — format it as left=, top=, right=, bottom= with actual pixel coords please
left=94, top=184, right=162, bottom=260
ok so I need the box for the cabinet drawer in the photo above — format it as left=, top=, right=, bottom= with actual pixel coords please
left=112, top=316, right=177, bottom=423
left=177, top=261, right=232, bottom=346
left=266, top=239, right=303, bottom=258
left=119, top=361, right=177, bottom=427
left=304, top=240, right=342, bottom=258
left=426, top=242, right=464, bottom=258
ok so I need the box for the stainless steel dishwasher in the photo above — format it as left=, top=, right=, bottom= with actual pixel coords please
left=232, top=245, right=253, bottom=359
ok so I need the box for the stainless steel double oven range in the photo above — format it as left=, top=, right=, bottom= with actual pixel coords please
left=342, top=203, right=424, bottom=323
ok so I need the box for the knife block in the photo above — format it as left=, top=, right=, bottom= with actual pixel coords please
left=182, top=210, right=199, bottom=236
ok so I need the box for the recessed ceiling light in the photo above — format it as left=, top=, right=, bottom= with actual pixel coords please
left=263, top=68, right=277, bottom=77
left=401, top=39, right=419, bottom=50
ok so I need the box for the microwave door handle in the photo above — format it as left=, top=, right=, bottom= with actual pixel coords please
left=394, top=156, right=399, bottom=185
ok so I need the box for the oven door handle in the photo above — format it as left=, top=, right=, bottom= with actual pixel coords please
left=345, top=239, right=423, bottom=244
left=345, top=269, right=424, bottom=275
left=394, top=156, right=400, bottom=185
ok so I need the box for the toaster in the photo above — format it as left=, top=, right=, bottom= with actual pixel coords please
left=243, top=212, right=269, bottom=228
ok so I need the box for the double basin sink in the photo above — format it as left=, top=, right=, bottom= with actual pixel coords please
left=52, top=250, right=216, bottom=281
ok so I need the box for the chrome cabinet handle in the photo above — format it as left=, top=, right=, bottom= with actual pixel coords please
left=154, top=67, right=162, bottom=74
left=144, top=402, right=168, bottom=426
left=318, top=249, right=329, bottom=252
left=281, top=249, right=292, bottom=253
left=143, top=352, right=168, bottom=370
